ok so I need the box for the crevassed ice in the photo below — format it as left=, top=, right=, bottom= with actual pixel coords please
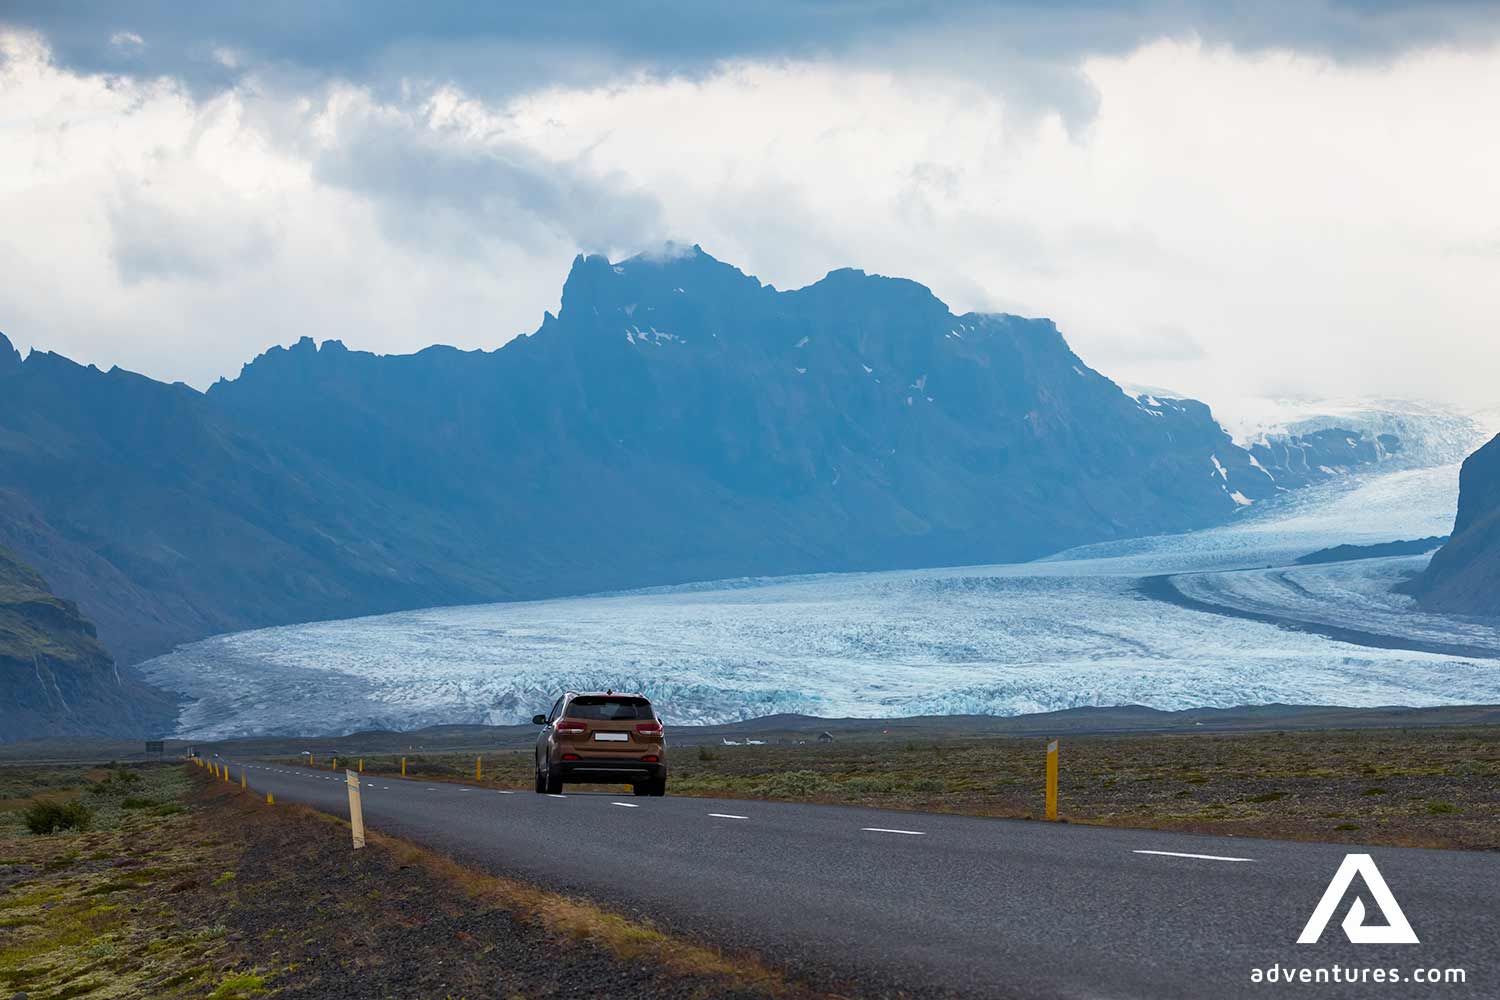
left=138, top=457, right=1500, bottom=739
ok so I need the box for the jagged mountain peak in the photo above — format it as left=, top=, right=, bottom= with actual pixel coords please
left=219, top=335, right=371, bottom=388
left=557, top=243, right=768, bottom=326
left=0, top=331, right=20, bottom=375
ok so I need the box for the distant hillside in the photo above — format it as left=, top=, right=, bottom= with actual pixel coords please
left=1402, top=434, right=1500, bottom=617
left=0, top=247, right=1398, bottom=669
left=1295, top=536, right=1448, bottom=566
left=0, top=543, right=176, bottom=741
left=1247, top=427, right=1402, bottom=489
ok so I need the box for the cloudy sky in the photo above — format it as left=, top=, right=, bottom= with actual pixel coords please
left=2, top=2, right=1498, bottom=422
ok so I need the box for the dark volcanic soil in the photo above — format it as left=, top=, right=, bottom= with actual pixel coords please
left=0, top=766, right=830, bottom=999
left=187, top=781, right=812, bottom=999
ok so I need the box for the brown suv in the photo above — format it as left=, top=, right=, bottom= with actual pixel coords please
left=532, top=692, right=667, bottom=796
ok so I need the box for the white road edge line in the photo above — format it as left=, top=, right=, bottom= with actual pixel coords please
left=611, top=802, right=640, bottom=808
left=709, top=813, right=748, bottom=820
left=861, top=827, right=926, bottom=836
left=1132, top=850, right=1254, bottom=862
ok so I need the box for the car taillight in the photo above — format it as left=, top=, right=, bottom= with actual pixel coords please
left=561, top=753, right=580, bottom=761
left=642, top=755, right=659, bottom=763
left=556, top=720, right=586, bottom=735
left=635, top=721, right=663, bottom=736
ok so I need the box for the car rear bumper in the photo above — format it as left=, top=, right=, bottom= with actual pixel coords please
left=558, top=757, right=666, bottom=780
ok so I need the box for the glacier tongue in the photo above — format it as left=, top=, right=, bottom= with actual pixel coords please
left=137, top=456, right=1500, bottom=740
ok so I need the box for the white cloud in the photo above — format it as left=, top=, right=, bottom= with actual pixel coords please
left=1, top=27, right=1498, bottom=420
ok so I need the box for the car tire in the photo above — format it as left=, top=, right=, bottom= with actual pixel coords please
left=544, top=765, right=564, bottom=795
left=534, top=767, right=546, bottom=794
left=632, top=782, right=650, bottom=796
left=648, top=776, right=666, bottom=797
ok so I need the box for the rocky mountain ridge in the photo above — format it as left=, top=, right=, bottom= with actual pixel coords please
left=0, top=247, right=1400, bottom=684
left=1402, top=433, right=1500, bottom=617
left=0, top=543, right=176, bottom=740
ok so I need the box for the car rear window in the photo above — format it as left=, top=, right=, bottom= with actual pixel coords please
left=565, top=696, right=654, bottom=721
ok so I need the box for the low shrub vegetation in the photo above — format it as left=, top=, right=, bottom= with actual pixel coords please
left=23, top=798, right=93, bottom=835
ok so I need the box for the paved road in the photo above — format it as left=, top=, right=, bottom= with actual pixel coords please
left=216, top=757, right=1499, bottom=999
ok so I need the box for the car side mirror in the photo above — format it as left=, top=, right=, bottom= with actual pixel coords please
left=532, top=714, right=548, bottom=726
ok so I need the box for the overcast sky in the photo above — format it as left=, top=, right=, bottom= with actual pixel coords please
left=2, top=2, right=1498, bottom=422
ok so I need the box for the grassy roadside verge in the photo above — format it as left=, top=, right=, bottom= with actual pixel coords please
left=291, top=725, right=1500, bottom=850
left=2, top=764, right=836, bottom=1000
left=0, top=763, right=239, bottom=999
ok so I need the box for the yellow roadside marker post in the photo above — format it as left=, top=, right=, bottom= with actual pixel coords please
left=332, top=757, right=338, bottom=771
left=223, top=764, right=230, bottom=783
left=240, top=771, right=246, bottom=790
left=358, top=758, right=363, bottom=773
left=309, top=755, right=315, bottom=768
left=476, top=756, right=482, bottom=782
left=401, top=757, right=406, bottom=777
left=266, top=791, right=274, bottom=805
left=1045, top=740, right=1059, bottom=821
left=345, top=769, right=366, bottom=850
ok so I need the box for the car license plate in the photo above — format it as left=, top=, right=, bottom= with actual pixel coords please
left=593, top=732, right=628, bottom=742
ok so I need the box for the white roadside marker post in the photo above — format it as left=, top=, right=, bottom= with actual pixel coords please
left=1045, top=740, right=1059, bottom=821
left=346, top=769, right=366, bottom=850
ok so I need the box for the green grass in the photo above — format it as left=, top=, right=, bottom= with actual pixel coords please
left=208, top=972, right=266, bottom=998
left=0, top=763, right=225, bottom=998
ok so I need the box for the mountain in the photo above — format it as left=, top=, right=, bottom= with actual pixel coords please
left=1294, top=536, right=1448, bottom=566
left=0, top=542, right=176, bottom=740
left=0, top=248, right=1397, bottom=678
left=1246, top=427, right=1401, bottom=488
left=1401, top=433, right=1500, bottom=617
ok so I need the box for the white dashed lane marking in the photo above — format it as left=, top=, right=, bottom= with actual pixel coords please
left=709, top=813, right=748, bottom=820
left=1133, top=850, right=1254, bottom=863
left=861, top=827, right=926, bottom=836
left=611, top=802, right=640, bottom=808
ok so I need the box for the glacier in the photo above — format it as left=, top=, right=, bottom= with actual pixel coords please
left=139, top=431, right=1500, bottom=739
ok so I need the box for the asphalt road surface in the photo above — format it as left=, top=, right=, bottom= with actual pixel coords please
left=217, top=757, right=1499, bottom=999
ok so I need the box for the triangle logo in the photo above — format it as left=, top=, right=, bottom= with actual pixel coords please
left=1297, top=854, right=1419, bottom=945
